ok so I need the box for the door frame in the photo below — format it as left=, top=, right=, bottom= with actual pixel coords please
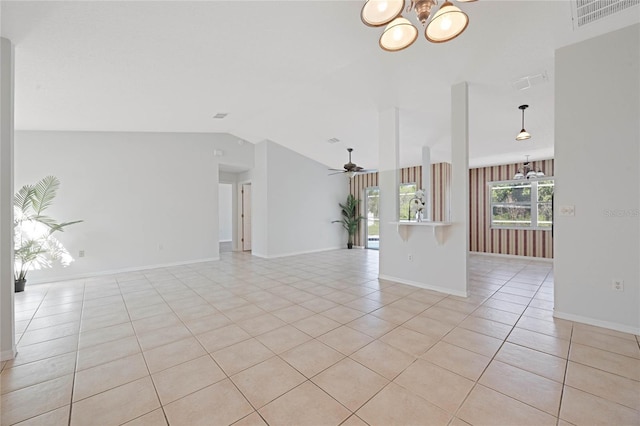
left=364, top=186, right=380, bottom=250
left=238, top=181, right=252, bottom=252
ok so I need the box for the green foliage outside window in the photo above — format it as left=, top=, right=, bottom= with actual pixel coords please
left=489, top=179, right=554, bottom=229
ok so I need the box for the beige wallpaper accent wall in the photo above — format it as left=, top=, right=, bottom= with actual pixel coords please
left=349, top=163, right=451, bottom=247
left=469, top=159, right=555, bottom=258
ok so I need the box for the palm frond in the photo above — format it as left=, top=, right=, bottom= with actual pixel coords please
left=14, top=184, right=35, bottom=215
left=31, top=175, right=60, bottom=216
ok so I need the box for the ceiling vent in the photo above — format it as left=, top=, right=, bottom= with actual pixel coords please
left=213, top=113, right=228, bottom=119
left=512, top=72, right=549, bottom=91
left=571, top=0, right=640, bottom=29
left=327, top=137, right=340, bottom=144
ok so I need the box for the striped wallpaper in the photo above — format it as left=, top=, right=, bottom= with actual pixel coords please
left=469, top=159, right=555, bottom=259
left=349, top=163, right=451, bottom=247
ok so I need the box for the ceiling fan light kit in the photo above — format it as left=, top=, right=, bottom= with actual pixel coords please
left=362, top=0, right=476, bottom=51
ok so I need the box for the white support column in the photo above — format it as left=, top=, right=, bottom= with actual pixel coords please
left=0, top=37, right=16, bottom=361
left=377, top=107, right=400, bottom=262
left=422, top=146, right=432, bottom=221
left=450, top=81, right=469, bottom=292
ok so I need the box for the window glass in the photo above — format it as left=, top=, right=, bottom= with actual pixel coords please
left=489, top=179, right=554, bottom=230
left=399, top=183, right=417, bottom=221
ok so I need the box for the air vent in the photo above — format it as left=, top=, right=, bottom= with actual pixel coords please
left=571, top=0, right=640, bottom=29
left=327, top=137, right=340, bottom=144
left=511, top=72, right=549, bottom=91
left=213, top=113, right=228, bottom=119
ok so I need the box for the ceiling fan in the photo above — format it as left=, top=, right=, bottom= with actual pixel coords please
left=329, top=148, right=376, bottom=177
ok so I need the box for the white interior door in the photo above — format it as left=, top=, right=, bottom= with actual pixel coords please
left=242, top=183, right=252, bottom=251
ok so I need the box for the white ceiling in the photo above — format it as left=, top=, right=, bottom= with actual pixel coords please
left=2, top=1, right=638, bottom=170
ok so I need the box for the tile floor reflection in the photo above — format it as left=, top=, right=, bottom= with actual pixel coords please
left=1, top=250, right=639, bottom=425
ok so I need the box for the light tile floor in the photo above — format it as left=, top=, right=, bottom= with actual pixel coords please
left=2, top=250, right=639, bottom=425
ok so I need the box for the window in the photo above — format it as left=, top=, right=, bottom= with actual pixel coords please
left=489, top=179, right=554, bottom=230
left=399, top=183, right=417, bottom=221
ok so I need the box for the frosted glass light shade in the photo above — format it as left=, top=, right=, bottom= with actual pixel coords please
left=361, top=0, right=405, bottom=27
left=516, top=129, right=531, bottom=141
left=513, top=171, right=524, bottom=180
left=425, top=1, right=469, bottom=43
left=379, top=17, right=418, bottom=51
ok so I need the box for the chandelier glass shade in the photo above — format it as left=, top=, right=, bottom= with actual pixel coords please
left=380, top=17, right=419, bottom=51
left=424, top=1, right=469, bottom=43
left=361, top=0, right=405, bottom=26
left=361, top=0, right=475, bottom=51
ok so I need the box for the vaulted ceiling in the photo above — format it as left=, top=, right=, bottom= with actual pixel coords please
left=2, top=1, right=638, bottom=169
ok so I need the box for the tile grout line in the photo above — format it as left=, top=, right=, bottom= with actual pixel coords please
left=67, top=277, right=87, bottom=426
left=448, top=266, right=560, bottom=423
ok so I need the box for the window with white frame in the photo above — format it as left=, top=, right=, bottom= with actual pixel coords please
left=399, top=183, right=417, bottom=221
left=489, top=179, right=554, bottom=230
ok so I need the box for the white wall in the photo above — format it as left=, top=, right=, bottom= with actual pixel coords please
left=554, top=24, right=640, bottom=334
left=251, top=141, right=269, bottom=257
left=251, top=140, right=348, bottom=258
left=378, top=87, right=468, bottom=297
left=14, top=131, right=253, bottom=282
left=218, top=183, right=233, bottom=242
left=1, top=37, right=16, bottom=360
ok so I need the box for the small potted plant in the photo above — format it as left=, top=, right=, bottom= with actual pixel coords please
left=333, top=194, right=365, bottom=249
left=14, top=176, right=82, bottom=292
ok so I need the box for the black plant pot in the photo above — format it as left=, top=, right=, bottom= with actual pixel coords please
left=347, top=242, right=353, bottom=249
left=15, top=278, right=26, bottom=293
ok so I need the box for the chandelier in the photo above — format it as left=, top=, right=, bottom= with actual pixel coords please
left=360, top=0, right=476, bottom=52
left=513, top=155, right=545, bottom=180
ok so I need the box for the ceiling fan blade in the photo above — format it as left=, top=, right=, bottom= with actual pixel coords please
left=328, top=168, right=345, bottom=172
left=328, top=171, right=346, bottom=176
left=354, top=169, right=377, bottom=174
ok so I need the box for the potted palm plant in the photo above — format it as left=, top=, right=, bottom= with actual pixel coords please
left=14, top=176, right=82, bottom=292
left=333, top=194, right=365, bottom=249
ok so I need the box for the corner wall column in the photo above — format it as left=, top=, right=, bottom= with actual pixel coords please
left=0, top=37, right=16, bottom=360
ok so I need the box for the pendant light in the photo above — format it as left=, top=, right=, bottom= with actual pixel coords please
left=361, top=0, right=405, bottom=27
left=425, top=1, right=469, bottom=43
left=516, top=105, right=531, bottom=141
left=380, top=16, right=419, bottom=51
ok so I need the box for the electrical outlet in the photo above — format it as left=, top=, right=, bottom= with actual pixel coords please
left=612, top=280, right=624, bottom=291
left=78, top=250, right=85, bottom=258
left=408, top=254, right=413, bottom=261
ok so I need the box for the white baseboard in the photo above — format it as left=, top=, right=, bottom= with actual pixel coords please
left=1, top=346, right=17, bottom=361
left=553, top=310, right=640, bottom=336
left=470, top=251, right=553, bottom=263
left=378, top=274, right=468, bottom=298
left=26, top=257, right=220, bottom=285
left=219, top=240, right=232, bottom=243
left=252, top=246, right=343, bottom=260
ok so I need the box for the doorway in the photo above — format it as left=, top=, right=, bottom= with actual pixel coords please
left=241, top=183, right=252, bottom=251
left=218, top=183, right=233, bottom=253
left=365, top=187, right=379, bottom=250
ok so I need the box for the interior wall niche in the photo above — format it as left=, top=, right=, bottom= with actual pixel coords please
left=349, top=163, right=451, bottom=247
